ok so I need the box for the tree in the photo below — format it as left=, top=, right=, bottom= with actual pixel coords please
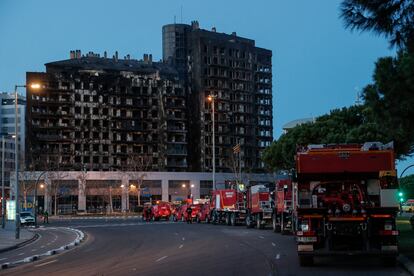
left=47, top=163, right=69, bottom=216
left=124, top=154, right=152, bottom=209
left=262, top=105, right=389, bottom=171
left=399, top=174, right=414, bottom=200
left=340, top=0, right=414, bottom=51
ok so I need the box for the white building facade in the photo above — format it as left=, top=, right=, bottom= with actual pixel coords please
left=0, top=93, right=25, bottom=193
left=15, top=171, right=275, bottom=214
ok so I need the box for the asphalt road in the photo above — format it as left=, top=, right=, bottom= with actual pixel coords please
left=3, top=218, right=409, bottom=276
left=0, top=227, right=78, bottom=266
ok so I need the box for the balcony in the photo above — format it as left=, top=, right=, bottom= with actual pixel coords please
left=167, top=148, right=187, bottom=155
left=167, top=160, right=187, bottom=167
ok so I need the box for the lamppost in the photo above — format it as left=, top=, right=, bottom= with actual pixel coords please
left=33, top=171, right=47, bottom=227
left=14, top=83, right=41, bottom=239
left=207, top=94, right=217, bottom=190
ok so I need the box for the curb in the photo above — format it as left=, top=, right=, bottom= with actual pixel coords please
left=0, top=227, right=86, bottom=270
left=399, top=255, right=414, bottom=275
left=0, top=233, right=40, bottom=254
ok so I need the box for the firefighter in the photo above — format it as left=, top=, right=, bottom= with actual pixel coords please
left=186, top=205, right=193, bottom=224
left=145, top=206, right=152, bottom=222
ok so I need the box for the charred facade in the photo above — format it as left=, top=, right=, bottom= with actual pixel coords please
left=26, top=21, right=273, bottom=173
left=163, top=21, right=273, bottom=173
left=26, top=53, right=188, bottom=172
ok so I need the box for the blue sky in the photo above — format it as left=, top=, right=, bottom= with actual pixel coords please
left=0, top=0, right=412, bottom=173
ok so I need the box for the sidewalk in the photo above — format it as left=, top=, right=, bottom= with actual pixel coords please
left=0, top=222, right=37, bottom=253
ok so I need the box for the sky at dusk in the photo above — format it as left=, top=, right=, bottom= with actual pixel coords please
left=0, top=0, right=412, bottom=173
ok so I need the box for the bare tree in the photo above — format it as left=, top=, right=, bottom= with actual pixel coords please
left=124, top=154, right=152, bottom=208
left=19, top=171, right=36, bottom=210
left=47, top=164, right=69, bottom=215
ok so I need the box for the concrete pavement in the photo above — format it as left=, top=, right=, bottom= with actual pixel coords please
left=4, top=219, right=410, bottom=276
left=0, top=223, right=37, bottom=253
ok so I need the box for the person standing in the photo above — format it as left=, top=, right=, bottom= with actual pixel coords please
left=186, top=205, right=193, bottom=224
left=43, top=210, right=49, bottom=224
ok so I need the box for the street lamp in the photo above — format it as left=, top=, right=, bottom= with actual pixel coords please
left=14, top=83, right=41, bottom=239
left=207, top=94, right=217, bottom=190
left=33, top=171, right=47, bottom=227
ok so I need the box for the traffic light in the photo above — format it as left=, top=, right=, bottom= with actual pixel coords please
left=398, top=191, right=404, bottom=203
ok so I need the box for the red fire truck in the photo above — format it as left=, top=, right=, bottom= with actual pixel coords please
left=272, top=178, right=293, bottom=234
left=210, top=189, right=247, bottom=226
left=197, top=202, right=211, bottom=223
left=293, top=142, right=399, bottom=266
left=173, top=204, right=188, bottom=222
left=245, top=185, right=273, bottom=229
left=151, top=201, right=172, bottom=221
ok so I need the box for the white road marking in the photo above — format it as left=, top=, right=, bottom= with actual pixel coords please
left=259, top=236, right=264, bottom=239
left=41, top=245, right=45, bottom=248
left=179, top=244, right=183, bottom=249
left=182, top=237, right=185, bottom=241
left=17, top=253, right=24, bottom=256
left=271, top=242, right=276, bottom=247
left=31, top=249, right=37, bottom=252
left=34, top=259, right=58, bottom=267
left=155, top=256, right=168, bottom=262
left=0, top=258, right=7, bottom=261
left=276, top=254, right=280, bottom=260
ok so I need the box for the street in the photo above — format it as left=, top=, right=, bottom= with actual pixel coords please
left=3, top=218, right=409, bottom=276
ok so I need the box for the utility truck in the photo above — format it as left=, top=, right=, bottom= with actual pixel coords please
left=272, top=178, right=293, bottom=234
left=293, top=142, right=399, bottom=266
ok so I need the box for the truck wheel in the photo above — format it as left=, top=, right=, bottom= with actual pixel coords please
left=212, top=212, right=217, bottom=225
left=381, top=256, right=397, bottom=267
left=256, top=214, right=263, bottom=229
left=281, top=215, right=287, bottom=235
left=225, top=213, right=231, bottom=225
left=230, top=213, right=236, bottom=226
left=246, top=215, right=253, bottom=228
left=299, top=256, right=314, bottom=266
left=272, top=215, right=281, bottom=233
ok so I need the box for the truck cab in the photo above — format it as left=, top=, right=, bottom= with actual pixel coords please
left=245, top=185, right=273, bottom=229
left=293, top=142, right=399, bottom=266
left=272, top=178, right=293, bottom=234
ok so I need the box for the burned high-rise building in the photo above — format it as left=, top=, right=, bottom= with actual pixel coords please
left=163, top=21, right=273, bottom=173
left=26, top=51, right=188, bottom=172
left=26, top=21, right=273, bottom=173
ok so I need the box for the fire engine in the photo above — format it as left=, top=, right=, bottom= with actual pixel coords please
left=151, top=201, right=172, bottom=221
left=293, top=142, right=399, bottom=266
left=245, top=185, right=273, bottom=229
left=210, top=189, right=247, bottom=226
left=272, top=178, right=293, bottom=234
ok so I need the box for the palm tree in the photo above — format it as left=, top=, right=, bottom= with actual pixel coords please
left=340, top=0, right=414, bottom=51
